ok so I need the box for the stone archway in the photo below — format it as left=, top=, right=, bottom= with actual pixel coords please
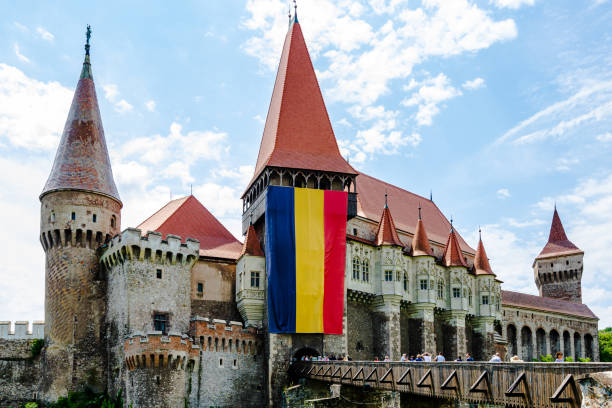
left=574, top=332, right=582, bottom=361
left=585, top=334, right=594, bottom=360
left=521, top=326, right=533, bottom=361
left=563, top=331, right=571, bottom=359
left=536, top=328, right=547, bottom=359
left=507, top=324, right=518, bottom=357
left=550, top=329, right=560, bottom=356
left=293, top=347, right=321, bottom=362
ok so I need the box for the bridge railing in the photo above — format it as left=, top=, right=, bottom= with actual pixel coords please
left=291, top=360, right=612, bottom=408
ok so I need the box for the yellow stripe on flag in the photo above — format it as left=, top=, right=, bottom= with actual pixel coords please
left=294, top=188, right=325, bottom=333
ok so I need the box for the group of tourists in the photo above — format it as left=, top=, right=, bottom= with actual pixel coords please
left=299, top=355, right=352, bottom=361
left=298, top=351, right=567, bottom=363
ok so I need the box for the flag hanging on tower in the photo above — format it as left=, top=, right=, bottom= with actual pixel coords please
left=265, top=186, right=347, bottom=334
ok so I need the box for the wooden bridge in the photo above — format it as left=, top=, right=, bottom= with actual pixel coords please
left=290, top=360, right=612, bottom=407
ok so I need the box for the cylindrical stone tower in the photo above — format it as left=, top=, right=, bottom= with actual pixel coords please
left=39, top=27, right=122, bottom=401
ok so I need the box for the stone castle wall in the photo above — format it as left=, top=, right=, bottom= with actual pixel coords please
left=0, top=322, right=44, bottom=340
left=0, top=339, right=41, bottom=407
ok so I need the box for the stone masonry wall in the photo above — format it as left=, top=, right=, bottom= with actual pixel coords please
left=0, top=340, right=40, bottom=407
left=347, top=300, right=374, bottom=360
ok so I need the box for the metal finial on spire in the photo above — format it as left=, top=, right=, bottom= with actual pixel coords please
left=479, top=226, right=482, bottom=239
left=384, top=191, right=388, bottom=208
left=293, top=0, right=298, bottom=22
left=450, top=216, right=454, bottom=232
left=418, top=203, right=422, bottom=220
left=249, top=213, right=253, bottom=226
left=190, top=184, right=193, bottom=196
left=85, top=25, right=91, bottom=56
left=430, top=190, right=433, bottom=201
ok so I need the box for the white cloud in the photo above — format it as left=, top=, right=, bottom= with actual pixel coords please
left=114, top=99, right=133, bottom=113
left=103, top=83, right=133, bottom=114
left=14, top=22, right=28, bottom=32
left=36, top=27, right=54, bottom=42
left=214, top=165, right=255, bottom=187
left=491, top=0, right=534, bottom=9
left=253, top=114, right=265, bottom=124
left=462, top=77, right=485, bottom=90
left=13, top=43, right=30, bottom=63
left=402, top=73, right=462, bottom=126
left=0, top=64, right=73, bottom=150
left=497, top=79, right=612, bottom=145
left=145, top=100, right=156, bottom=112
left=555, top=157, right=579, bottom=172
left=505, top=218, right=545, bottom=228
left=596, top=132, right=612, bottom=142
left=497, top=188, right=511, bottom=199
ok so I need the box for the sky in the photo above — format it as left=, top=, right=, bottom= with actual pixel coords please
left=0, top=0, right=611, bottom=329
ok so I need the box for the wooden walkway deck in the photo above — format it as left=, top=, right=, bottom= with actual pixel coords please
left=291, top=360, right=612, bottom=407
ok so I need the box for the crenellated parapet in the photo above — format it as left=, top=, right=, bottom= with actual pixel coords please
left=124, top=332, right=199, bottom=371
left=190, top=317, right=262, bottom=355
left=0, top=321, right=44, bottom=339
left=100, top=228, right=199, bottom=270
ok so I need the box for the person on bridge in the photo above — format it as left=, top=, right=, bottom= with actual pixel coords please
left=400, top=353, right=407, bottom=361
left=510, top=355, right=523, bottom=363
left=435, top=352, right=446, bottom=362
left=489, top=352, right=502, bottom=362
left=465, top=353, right=474, bottom=361
left=415, top=354, right=424, bottom=361
left=455, top=356, right=463, bottom=361
left=423, top=352, right=432, bottom=362
left=555, top=352, right=564, bottom=362
left=384, top=355, right=391, bottom=361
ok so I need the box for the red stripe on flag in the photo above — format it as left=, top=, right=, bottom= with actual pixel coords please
left=323, top=190, right=348, bottom=334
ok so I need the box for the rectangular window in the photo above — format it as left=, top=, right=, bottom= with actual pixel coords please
left=362, top=269, right=369, bottom=282
left=153, top=313, right=168, bottom=334
left=197, top=282, right=203, bottom=293
left=251, top=271, right=260, bottom=288
left=420, top=279, right=428, bottom=290
left=384, top=270, right=393, bottom=282
left=156, top=269, right=162, bottom=279
left=403, top=275, right=408, bottom=291
left=482, top=295, right=489, bottom=305
left=71, top=212, right=76, bottom=220
left=453, top=288, right=461, bottom=298
left=92, top=214, right=97, bottom=223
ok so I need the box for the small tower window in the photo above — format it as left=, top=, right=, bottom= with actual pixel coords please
left=482, top=295, right=489, bottom=305
left=71, top=212, right=76, bottom=220
left=453, top=288, right=461, bottom=298
left=420, top=279, right=428, bottom=290
left=50, top=211, right=56, bottom=223
left=353, top=228, right=358, bottom=236
left=197, top=282, right=204, bottom=295
left=352, top=257, right=360, bottom=280
left=153, top=313, right=168, bottom=334
left=92, top=214, right=97, bottom=223
left=251, top=271, right=260, bottom=288
left=219, top=358, right=223, bottom=367
left=362, top=260, right=369, bottom=282
left=156, top=269, right=162, bottom=279
left=384, top=270, right=393, bottom=282
left=111, top=215, right=116, bottom=228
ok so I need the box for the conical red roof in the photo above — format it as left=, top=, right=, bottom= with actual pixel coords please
left=536, top=208, right=582, bottom=259
left=138, top=195, right=242, bottom=260
left=411, top=211, right=433, bottom=256
left=246, top=20, right=355, bottom=192
left=474, top=235, right=495, bottom=275
left=375, top=204, right=404, bottom=247
left=240, top=224, right=264, bottom=257
left=442, top=227, right=468, bottom=267
left=41, top=52, right=120, bottom=203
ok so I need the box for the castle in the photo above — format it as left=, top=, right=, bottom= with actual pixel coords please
left=0, top=15, right=600, bottom=408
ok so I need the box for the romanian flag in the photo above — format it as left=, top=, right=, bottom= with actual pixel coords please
left=266, top=186, right=347, bottom=334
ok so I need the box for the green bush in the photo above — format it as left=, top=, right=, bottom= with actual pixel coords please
left=564, top=356, right=574, bottom=362
left=30, top=339, right=44, bottom=358
left=538, top=354, right=554, bottom=362
left=600, top=327, right=612, bottom=362
left=578, top=357, right=592, bottom=362
left=44, top=388, right=124, bottom=408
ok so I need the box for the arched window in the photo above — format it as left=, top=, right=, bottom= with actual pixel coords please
left=111, top=215, right=116, bottom=229
left=468, top=288, right=473, bottom=306
left=437, top=280, right=444, bottom=299
left=362, top=260, right=370, bottom=282
left=352, top=257, right=360, bottom=280
left=403, top=273, right=408, bottom=291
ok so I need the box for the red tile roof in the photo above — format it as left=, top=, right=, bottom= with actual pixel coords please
left=375, top=205, right=404, bottom=247
left=473, top=235, right=495, bottom=276
left=502, top=290, right=597, bottom=319
left=240, top=225, right=264, bottom=257
left=356, top=172, right=474, bottom=255
left=442, top=227, right=469, bottom=267
left=247, top=20, right=356, bottom=193
left=137, top=195, right=242, bottom=260
left=41, top=53, right=120, bottom=203
left=536, top=208, right=582, bottom=260
left=411, top=210, right=433, bottom=256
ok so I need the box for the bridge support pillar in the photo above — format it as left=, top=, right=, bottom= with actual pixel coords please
left=441, top=310, right=467, bottom=360
left=372, top=295, right=402, bottom=360
left=405, top=304, right=436, bottom=356
left=472, top=316, right=495, bottom=361
left=268, top=333, right=292, bottom=407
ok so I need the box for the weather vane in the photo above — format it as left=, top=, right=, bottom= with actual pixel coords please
left=85, top=25, right=92, bottom=56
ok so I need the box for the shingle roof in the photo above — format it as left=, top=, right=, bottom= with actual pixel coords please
left=442, top=227, right=469, bottom=267
left=247, top=20, right=356, bottom=193
left=137, top=195, right=242, bottom=260
left=240, top=224, right=264, bottom=257
left=375, top=205, right=404, bottom=247
left=536, top=208, right=582, bottom=260
left=411, top=210, right=433, bottom=257
left=41, top=52, right=120, bottom=203
left=473, top=235, right=495, bottom=276
left=355, top=172, right=474, bottom=255
left=502, top=290, right=597, bottom=319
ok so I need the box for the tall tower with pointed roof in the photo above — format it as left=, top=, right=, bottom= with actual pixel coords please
left=39, top=27, right=121, bottom=400
left=534, top=208, right=584, bottom=303
left=241, top=14, right=357, bottom=235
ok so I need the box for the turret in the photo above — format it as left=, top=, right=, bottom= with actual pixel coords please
left=534, top=207, right=584, bottom=302
left=236, top=224, right=266, bottom=328
left=39, top=26, right=121, bottom=401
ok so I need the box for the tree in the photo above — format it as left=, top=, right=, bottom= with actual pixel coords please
left=599, top=327, right=612, bottom=362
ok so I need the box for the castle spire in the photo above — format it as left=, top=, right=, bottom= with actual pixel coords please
left=41, top=26, right=120, bottom=203
left=241, top=224, right=264, bottom=258
left=535, top=207, right=582, bottom=259
left=375, top=201, right=403, bottom=247
left=245, top=15, right=355, bottom=193
left=411, top=206, right=432, bottom=256
left=442, top=224, right=468, bottom=267
left=473, top=231, right=495, bottom=275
